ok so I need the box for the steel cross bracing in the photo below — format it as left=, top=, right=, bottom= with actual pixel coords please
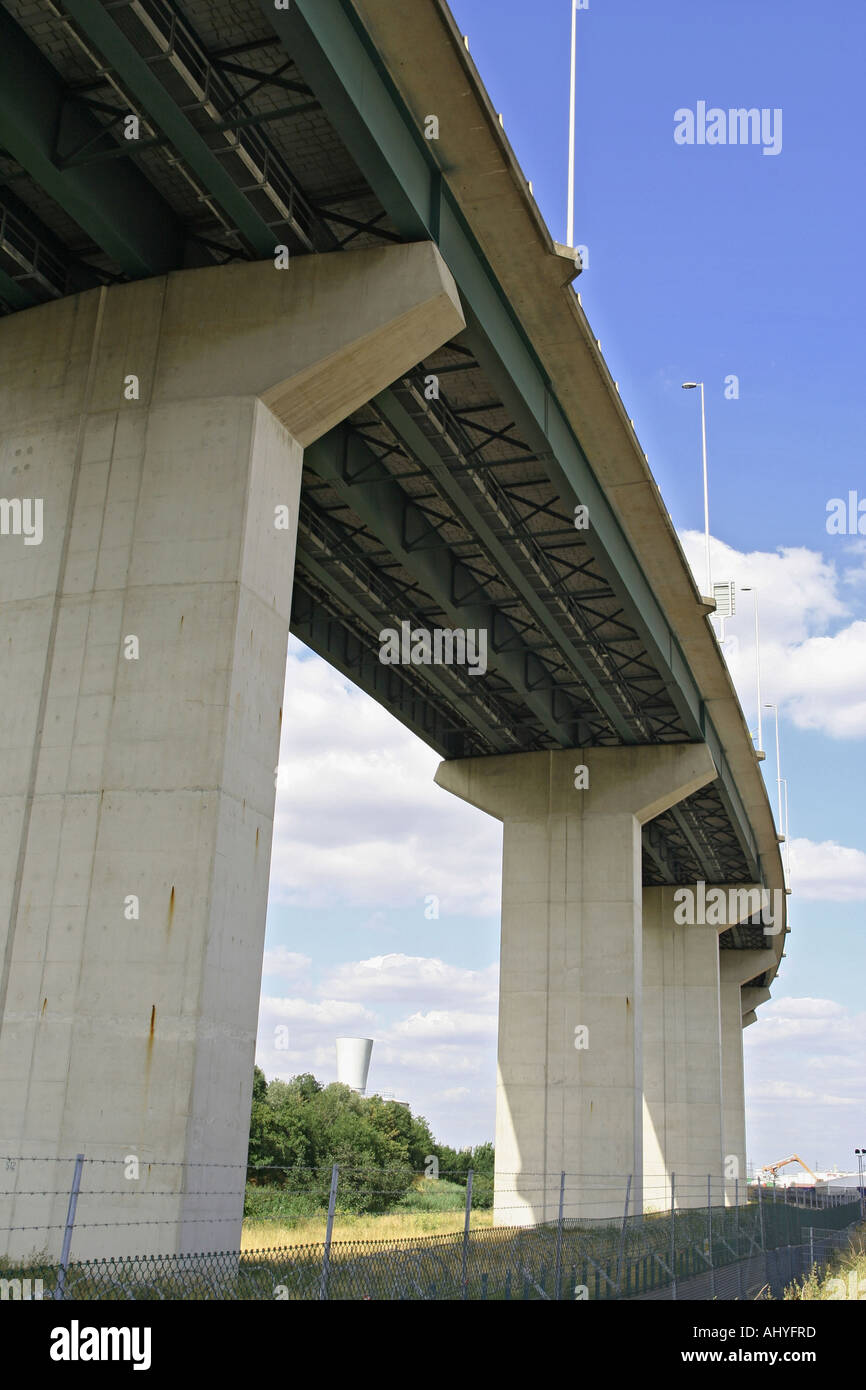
left=295, top=492, right=527, bottom=753
left=382, top=363, right=687, bottom=745
left=0, top=0, right=402, bottom=313
left=59, top=0, right=338, bottom=255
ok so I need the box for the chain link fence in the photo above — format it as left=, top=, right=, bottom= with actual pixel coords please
left=1, top=1157, right=860, bottom=1301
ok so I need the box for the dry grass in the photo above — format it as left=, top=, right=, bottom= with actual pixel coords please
left=241, top=1207, right=494, bottom=1250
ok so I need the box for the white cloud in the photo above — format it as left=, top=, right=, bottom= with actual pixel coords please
left=261, top=947, right=312, bottom=985
left=260, top=995, right=376, bottom=1027
left=388, top=1009, right=498, bottom=1042
left=744, top=994, right=866, bottom=1166
left=781, top=624, right=866, bottom=736
left=680, top=531, right=866, bottom=738
left=269, top=640, right=502, bottom=913
left=321, top=954, right=499, bottom=1008
left=788, top=837, right=866, bottom=901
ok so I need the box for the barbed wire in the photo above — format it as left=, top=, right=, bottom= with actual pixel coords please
left=0, top=1156, right=772, bottom=1178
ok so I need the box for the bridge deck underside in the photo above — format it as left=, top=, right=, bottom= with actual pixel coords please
left=0, top=0, right=755, bottom=896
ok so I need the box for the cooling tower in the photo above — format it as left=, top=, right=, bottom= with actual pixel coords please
left=335, top=1037, right=374, bottom=1095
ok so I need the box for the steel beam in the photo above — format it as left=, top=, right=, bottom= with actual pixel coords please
left=294, top=533, right=511, bottom=752
left=62, top=0, right=284, bottom=258
left=305, top=424, right=590, bottom=746
left=0, top=6, right=182, bottom=276
left=376, top=386, right=638, bottom=743
left=643, top=822, right=681, bottom=885
left=291, top=581, right=480, bottom=758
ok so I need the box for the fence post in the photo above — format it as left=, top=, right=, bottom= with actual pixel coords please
left=735, top=1178, right=740, bottom=1254
left=554, top=1170, right=565, bottom=1300
left=54, top=1153, right=85, bottom=1302
left=670, top=1173, right=677, bottom=1301
left=707, top=1175, right=715, bottom=1298
left=461, top=1168, right=473, bottom=1301
left=757, top=1177, right=765, bottom=1251
left=615, top=1174, right=632, bottom=1299
left=809, top=1225, right=814, bottom=1271
left=318, top=1164, right=339, bottom=1301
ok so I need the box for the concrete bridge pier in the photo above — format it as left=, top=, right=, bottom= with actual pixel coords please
left=642, top=887, right=772, bottom=1211
left=0, top=242, right=464, bottom=1260
left=720, top=948, right=775, bottom=1206
left=435, top=743, right=716, bottom=1225
left=642, top=886, right=725, bottom=1212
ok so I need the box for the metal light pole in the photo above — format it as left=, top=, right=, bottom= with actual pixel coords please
left=741, top=587, right=765, bottom=758
left=566, top=0, right=578, bottom=247
left=765, top=703, right=784, bottom=835
left=682, top=382, right=711, bottom=598
left=780, top=776, right=791, bottom=883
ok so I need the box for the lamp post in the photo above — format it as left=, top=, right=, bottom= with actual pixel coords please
left=682, top=382, right=711, bottom=598
left=741, top=587, right=766, bottom=759
left=567, top=0, right=578, bottom=248
left=764, top=703, right=784, bottom=836
left=780, top=776, right=791, bottom=885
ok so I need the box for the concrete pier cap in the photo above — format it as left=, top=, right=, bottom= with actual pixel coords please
left=720, top=951, right=777, bottom=987
left=0, top=238, right=464, bottom=445
left=434, top=742, right=718, bottom=823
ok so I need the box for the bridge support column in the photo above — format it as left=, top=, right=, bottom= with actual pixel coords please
left=435, top=743, right=716, bottom=1224
left=642, top=887, right=725, bottom=1211
left=720, top=981, right=747, bottom=1202
left=0, top=244, right=463, bottom=1260
left=719, top=949, right=774, bottom=1205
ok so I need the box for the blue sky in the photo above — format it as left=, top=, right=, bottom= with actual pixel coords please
left=257, top=0, right=866, bottom=1174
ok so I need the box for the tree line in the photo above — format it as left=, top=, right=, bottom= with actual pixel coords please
left=247, top=1067, right=494, bottom=1212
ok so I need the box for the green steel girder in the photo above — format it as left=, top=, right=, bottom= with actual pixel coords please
left=57, top=103, right=315, bottom=171
left=375, top=386, right=638, bottom=744
left=295, top=539, right=508, bottom=753
left=0, top=264, right=36, bottom=311
left=61, top=0, right=282, bottom=258
left=264, top=0, right=760, bottom=880
left=0, top=5, right=182, bottom=277
left=291, top=580, right=482, bottom=758
left=669, top=804, right=724, bottom=884
left=305, top=424, right=592, bottom=747
left=644, top=822, right=682, bottom=885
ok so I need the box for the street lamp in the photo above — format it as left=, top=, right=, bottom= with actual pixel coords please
left=765, top=703, right=784, bottom=837
left=780, top=776, right=791, bottom=886
left=741, top=587, right=766, bottom=760
left=566, top=0, right=578, bottom=248
left=682, top=382, right=711, bottom=598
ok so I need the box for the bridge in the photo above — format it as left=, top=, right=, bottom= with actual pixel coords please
left=0, top=0, right=787, bottom=1259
